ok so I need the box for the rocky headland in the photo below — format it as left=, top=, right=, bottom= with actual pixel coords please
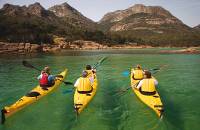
left=0, top=41, right=199, bottom=55
left=0, top=2, right=199, bottom=55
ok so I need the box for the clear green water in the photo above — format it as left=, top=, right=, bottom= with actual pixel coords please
left=0, top=50, right=200, bottom=130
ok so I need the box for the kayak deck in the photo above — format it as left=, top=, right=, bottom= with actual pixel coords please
left=130, top=69, right=164, bottom=117
left=74, top=74, right=98, bottom=114
left=1, top=69, right=67, bottom=123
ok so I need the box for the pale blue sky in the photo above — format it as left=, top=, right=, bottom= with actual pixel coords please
left=0, top=0, right=199, bottom=27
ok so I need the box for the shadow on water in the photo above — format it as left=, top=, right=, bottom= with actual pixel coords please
left=99, top=79, right=127, bottom=130
left=60, top=89, right=77, bottom=130
left=159, top=87, right=184, bottom=130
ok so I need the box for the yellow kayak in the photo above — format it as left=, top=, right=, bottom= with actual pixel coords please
left=130, top=68, right=164, bottom=117
left=1, top=69, right=67, bottom=123
left=74, top=74, right=98, bottom=114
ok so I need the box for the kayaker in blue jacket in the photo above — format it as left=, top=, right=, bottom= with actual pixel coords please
left=37, top=66, right=55, bottom=89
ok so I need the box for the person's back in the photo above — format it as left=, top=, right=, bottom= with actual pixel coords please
left=74, top=70, right=93, bottom=93
left=141, top=78, right=156, bottom=92
left=39, top=71, right=49, bottom=86
left=135, top=71, right=158, bottom=95
left=132, top=65, right=144, bottom=80
left=38, top=66, right=55, bottom=88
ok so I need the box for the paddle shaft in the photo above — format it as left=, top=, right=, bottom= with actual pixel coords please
left=119, top=65, right=166, bottom=95
left=117, top=81, right=140, bottom=96
left=93, top=57, right=107, bottom=69
left=22, top=60, right=72, bottom=85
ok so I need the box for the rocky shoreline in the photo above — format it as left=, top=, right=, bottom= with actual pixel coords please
left=0, top=41, right=200, bottom=55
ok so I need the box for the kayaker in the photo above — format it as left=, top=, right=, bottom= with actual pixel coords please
left=134, top=71, right=158, bottom=95
left=74, top=70, right=93, bottom=94
left=85, top=64, right=96, bottom=80
left=132, top=64, right=144, bottom=80
left=37, top=66, right=55, bottom=89
left=86, top=65, right=96, bottom=75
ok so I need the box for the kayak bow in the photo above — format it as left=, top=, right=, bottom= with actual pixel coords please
left=130, top=68, right=164, bottom=117
left=1, top=69, right=67, bottom=124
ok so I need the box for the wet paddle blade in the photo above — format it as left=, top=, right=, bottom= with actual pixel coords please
left=122, top=71, right=130, bottom=77
left=63, top=81, right=73, bottom=85
left=22, top=60, right=40, bottom=71
left=62, top=89, right=73, bottom=94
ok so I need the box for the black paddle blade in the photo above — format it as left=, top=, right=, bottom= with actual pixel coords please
left=22, top=60, right=40, bottom=71
left=55, top=75, right=64, bottom=78
left=56, top=78, right=73, bottom=85
left=63, top=81, right=73, bottom=85
left=1, top=109, right=6, bottom=124
left=22, top=60, right=33, bottom=68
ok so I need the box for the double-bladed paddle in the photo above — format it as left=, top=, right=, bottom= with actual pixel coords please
left=22, top=60, right=73, bottom=85
left=122, top=64, right=167, bottom=77
left=62, top=56, right=108, bottom=94
left=118, top=64, right=168, bottom=96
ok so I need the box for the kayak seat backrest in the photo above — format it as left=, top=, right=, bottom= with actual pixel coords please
left=56, top=75, right=63, bottom=78
left=26, top=91, right=41, bottom=98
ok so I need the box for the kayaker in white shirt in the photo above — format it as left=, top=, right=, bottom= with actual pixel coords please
left=74, top=70, right=94, bottom=93
left=134, top=71, right=158, bottom=95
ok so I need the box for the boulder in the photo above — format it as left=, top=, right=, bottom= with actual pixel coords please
left=18, top=43, right=25, bottom=50
left=50, top=47, right=61, bottom=52
left=30, top=44, right=42, bottom=52
left=24, top=43, right=31, bottom=52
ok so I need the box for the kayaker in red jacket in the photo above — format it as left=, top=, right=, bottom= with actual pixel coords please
left=37, top=66, right=55, bottom=89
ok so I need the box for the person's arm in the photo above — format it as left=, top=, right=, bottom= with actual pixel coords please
left=132, top=73, right=135, bottom=79
left=135, top=80, right=143, bottom=90
left=89, top=77, right=94, bottom=85
left=48, top=75, right=55, bottom=82
left=37, top=74, right=42, bottom=80
left=74, top=79, right=79, bottom=88
left=92, top=69, right=96, bottom=74
left=154, top=79, right=158, bottom=86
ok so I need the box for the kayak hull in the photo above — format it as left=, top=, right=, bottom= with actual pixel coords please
left=74, top=74, right=97, bottom=114
left=1, top=69, right=67, bottom=123
left=130, top=69, right=164, bottom=117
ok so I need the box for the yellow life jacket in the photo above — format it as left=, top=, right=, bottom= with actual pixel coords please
left=77, top=77, right=92, bottom=92
left=141, top=78, right=156, bottom=92
left=86, top=70, right=93, bottom=78
left=133, top=69, right=144, bottom=79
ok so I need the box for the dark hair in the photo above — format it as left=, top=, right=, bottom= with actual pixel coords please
left=145, top=71, right=151, bottom=78
left=82, top=70, right=88, bottom=77
left=86, top=65, right=92, bottom=70
left=136, top=64, right=141, bottom=69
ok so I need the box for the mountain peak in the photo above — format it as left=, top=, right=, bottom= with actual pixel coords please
left=0, top=3, right=26, bottom=15
left=28, top=2, right=43, bottom=8
left=27, top=2, right=47, bottom=17
left=100, top=4, right=177, bottom=24
left=2, top=3, right=20, bottom=9
left=0, top=2, right=48, bottom=17
left=48, top=2, right=78, bottom=17
left=131, top=4, right=145, bottom=8
left=128, top=4, right=172, bottom=17
left=99, top=4, right=184, bottom=32
left=194, top=24, right=200, bottom=29
left=48, top=2, right=96, bottom=29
